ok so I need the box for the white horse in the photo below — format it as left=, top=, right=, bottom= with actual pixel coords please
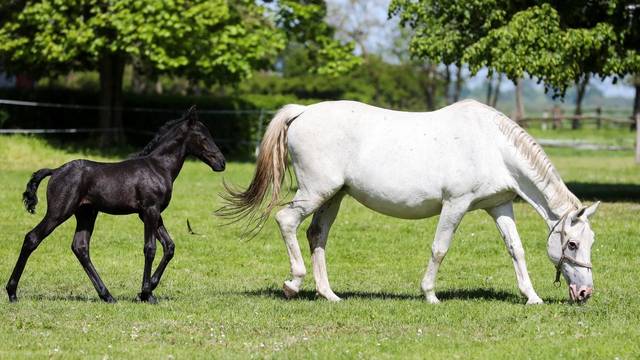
left=219, top=100, right=599, bottom=304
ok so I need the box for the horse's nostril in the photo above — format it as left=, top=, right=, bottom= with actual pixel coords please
left=579, top=289, right=586, bottom=299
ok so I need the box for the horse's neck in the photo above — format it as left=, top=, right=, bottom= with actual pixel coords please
left=516, top=177, right=578, bottom=229
left=149, top=138, right=187, bottom=180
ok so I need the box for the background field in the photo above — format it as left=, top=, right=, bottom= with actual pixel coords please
left=0, top=136, right=639, bottom=359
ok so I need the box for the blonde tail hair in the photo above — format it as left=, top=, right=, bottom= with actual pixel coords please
left=216, top=104, right=307, bottom=234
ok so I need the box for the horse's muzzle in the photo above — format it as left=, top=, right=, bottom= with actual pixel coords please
left=569, top=284, right=592, bottom=303
left=212, top=159, right=226, bottom=172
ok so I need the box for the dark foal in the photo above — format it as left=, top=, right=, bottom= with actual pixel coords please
left=6, top=106, right=225, bottom=303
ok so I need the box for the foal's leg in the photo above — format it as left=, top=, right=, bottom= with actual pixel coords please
left=275, top=189, right=334, bottom=299
left=421, top=198, right=471, bottom=304
left=71, top=207, right=115, bottom=303
left=138, top=207, right=160, bottom=303
left=149, top=217, right=175, bottom=292
left=6, top=211, right=72, bottom=302
left=487, top=202, right=543, bottom=305
left=306, top=192, right=344, bottom=301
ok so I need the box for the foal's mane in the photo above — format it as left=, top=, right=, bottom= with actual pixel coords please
left=132, top=109, right=193, bottom=158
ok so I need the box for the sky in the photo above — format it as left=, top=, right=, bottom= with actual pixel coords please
left=326, top=0, right=636, bottom=99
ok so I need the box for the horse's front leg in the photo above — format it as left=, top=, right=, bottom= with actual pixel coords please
left=487, top=202, right=543, bottom=304
left=149, top=217, right=175, bottom=292
left=421, top=197, right=471, bottom=304
left=138, top=207, right=160, bottom=304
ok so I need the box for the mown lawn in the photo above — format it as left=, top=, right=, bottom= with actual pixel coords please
left=0, top=136, right=639, bottom=359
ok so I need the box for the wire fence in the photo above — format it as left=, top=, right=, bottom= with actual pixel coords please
left=0, top=98, right=276, bottom=156
left=1, top=98, right=638, bottom=154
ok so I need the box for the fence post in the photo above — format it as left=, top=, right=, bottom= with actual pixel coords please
left=596, top=107, right=602, bottom=129
left=552, top=105, right=561, bottom=129
left=636, top=113, right=640, bottom=164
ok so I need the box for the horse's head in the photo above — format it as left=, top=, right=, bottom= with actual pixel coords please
left=182, top=106, right=226, bottom=172
left=547, top=202, right=600, bottom=303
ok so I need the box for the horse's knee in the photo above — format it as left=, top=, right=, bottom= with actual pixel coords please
left=275, top=209, right=300, bottom=233
left=144, top=242, right=156, bottom=259
left=165, top=241, right=175, bottom=259
left=22, top=232, right=40, bottom=253
left=431, top=247, right=448, bottom=262
left=71, top=242, right=88, bottom=258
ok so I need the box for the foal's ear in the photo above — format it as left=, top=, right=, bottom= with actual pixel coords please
left=186, top=105, right=198, bottom=126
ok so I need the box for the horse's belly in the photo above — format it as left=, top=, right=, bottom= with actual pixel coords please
left=345, top=187, right=443, bottom=219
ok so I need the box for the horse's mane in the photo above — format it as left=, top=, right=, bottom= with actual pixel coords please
left=132, top=113, right=187, bottom=158
left=490, top=108, right=582, bottom=211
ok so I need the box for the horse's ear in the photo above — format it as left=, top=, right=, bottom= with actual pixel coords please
left=582, top=201, right=600, bottom=219
left=186, top=105, right=198, bottom=126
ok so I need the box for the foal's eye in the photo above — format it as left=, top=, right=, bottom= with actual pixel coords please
left=568, top=241, right=578, bottom=250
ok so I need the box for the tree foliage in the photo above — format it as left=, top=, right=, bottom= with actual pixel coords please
left=389, top=0, right=640, bottom=96
left=0, top=0, right=358, bottom=82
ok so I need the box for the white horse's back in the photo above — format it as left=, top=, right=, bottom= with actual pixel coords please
left=287, top=100, right=516, bottom=218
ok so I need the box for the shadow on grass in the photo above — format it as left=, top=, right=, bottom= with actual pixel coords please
left=236, top=286, right=527, bottom=303
left=15, top=293, right=176, bottom=304
left=566, top=182, right=640, bottom=202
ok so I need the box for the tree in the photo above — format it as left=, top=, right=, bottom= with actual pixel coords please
left=0, top=0, right=359, bottom=144
left=389, top=0, right=640, bottom=103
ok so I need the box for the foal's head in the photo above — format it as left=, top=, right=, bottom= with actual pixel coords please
left=180, top=106, right=226, bottom=172
left=547, top=202, right=600, bottom=303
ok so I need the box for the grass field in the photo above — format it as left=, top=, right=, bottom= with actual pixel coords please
left=0, top=135, right=639, bottom=359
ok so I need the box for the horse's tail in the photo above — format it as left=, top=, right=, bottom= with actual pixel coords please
left=23, top=168, right=53, bottom=214
left=217, top=104, right=307, bottom=234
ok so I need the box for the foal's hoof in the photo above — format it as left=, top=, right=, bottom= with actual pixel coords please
left=8, top=294, right=17, bottom=303
left=102, top=295, right=117, bottom=304
left=283, top=281, right=299, bottom=299
left=137, top=293, right=158, bottom=304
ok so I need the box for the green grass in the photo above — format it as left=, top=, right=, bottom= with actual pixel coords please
left=1, top=135, right=639, bottom=359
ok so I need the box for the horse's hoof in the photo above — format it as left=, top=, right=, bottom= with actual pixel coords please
left=283, top=281, right=299, bottom=299
left=317, top=290, right=342, bottom=302
left=102, top=296, right=117, bottom=304
left=526, top=297, right=544, bottom=305
left=136, top=292, right=157, bottom=304
left=8, top=294, right=17, bottom=303
left=426, top=295, right=441, bottom=304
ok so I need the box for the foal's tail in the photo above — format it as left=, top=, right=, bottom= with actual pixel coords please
left=216, top=104, right=307, bottom=234
left=23, top=168, right=53, bottom=214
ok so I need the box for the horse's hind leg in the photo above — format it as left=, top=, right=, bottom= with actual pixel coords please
left=71, top=207, right=115, bottom=303
left=138, top=207, right=160, bottom=303
left=6, top=212, right=70, bottom=302
left=276, top=189, right=336, bottom=299
left=486, top=202, right=543, bottom=305
left=306, top=192, right=345, bottom=301
left=149, top=217, right=175, bottom=292
left=421, top=197, right=471, bottom=304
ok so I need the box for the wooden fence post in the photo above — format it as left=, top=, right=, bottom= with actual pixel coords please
left=596, top=107, right=602, bottom=129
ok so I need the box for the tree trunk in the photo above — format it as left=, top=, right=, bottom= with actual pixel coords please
left=443, top=65, right=451, bottom=105
left=419, top=63, right=436, bottom=110
left=453, top=65, right=463, bottom=102
left=491, top=74, right=502, bottom=107
left=573, top=74, right=589, bottom=130
left=632, top=77, right=639, bottom=131
left=514, top=78, right=525, bottom=122
left=486, top=74, right=493, bottom=105
left=98, top=54, right=125, bottom=146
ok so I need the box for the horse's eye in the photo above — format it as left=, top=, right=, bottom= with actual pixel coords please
left=568, top=241, right=578, bottom=251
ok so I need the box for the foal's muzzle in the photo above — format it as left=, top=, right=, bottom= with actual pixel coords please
left=212, top=159, right=226, bottom=172
left=569, top=284, right=593, bottom=303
